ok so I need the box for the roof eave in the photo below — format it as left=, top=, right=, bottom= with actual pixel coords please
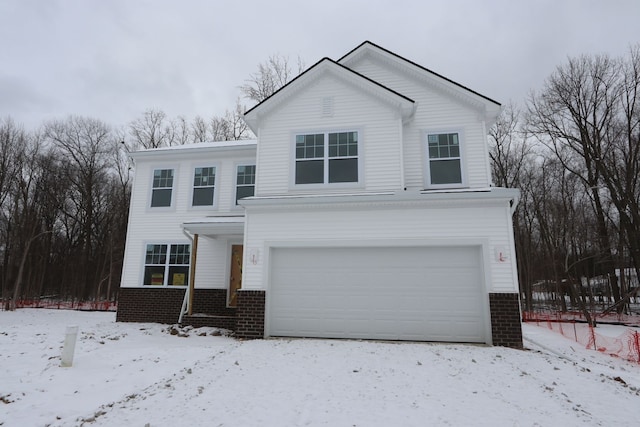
left=130, top=141, right=257, bottom=160
left=240, top=187, right=520, bottom=209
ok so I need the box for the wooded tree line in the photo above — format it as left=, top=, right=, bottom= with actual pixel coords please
left=1, top=48, right=638, bottom=315
left=0, top=55, right=301, bottom=310
left=491, top=45, right=640, bottom=315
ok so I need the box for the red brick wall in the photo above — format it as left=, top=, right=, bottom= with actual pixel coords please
left=489, top=293, right=523, bottom=348
left=235, top=290, right=266, bottom=339
left=116, top=288, right=184, bottom=324
left=116, top=288, right=235, bottom=325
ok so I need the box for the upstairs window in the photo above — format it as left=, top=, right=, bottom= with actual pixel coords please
left=192, top=166, right=216, bottom=206
left=151, top=169, right=174, bottom=207
left=295, top=131, right=359, bottom=185
left=235, top=164, right=256, bottom=204
left=426, top=133, right=462, bottom=186
left=143, top=243, right=190, bottom=286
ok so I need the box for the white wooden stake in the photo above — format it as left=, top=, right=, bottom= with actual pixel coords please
left=60, top=325, right=79, bottom=367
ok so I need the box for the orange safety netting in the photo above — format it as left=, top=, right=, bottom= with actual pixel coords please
left=523, top=311, right=640, bottom=364
left=10, top=299, right=117, bottom=311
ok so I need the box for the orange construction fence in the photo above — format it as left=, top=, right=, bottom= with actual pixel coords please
left=9, top=299, right=117, bottom=312
left=523, top=311, right=640, bottom=364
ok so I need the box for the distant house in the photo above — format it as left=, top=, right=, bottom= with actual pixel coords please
left=116, top=41, right=522, bottom=348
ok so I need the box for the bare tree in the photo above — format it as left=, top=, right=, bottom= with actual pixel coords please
left=210, top=98, right=252, bottom=141
left=489, top=103, right=532, bottom=189
left=128, top=109, right=176, bottom=149
left=44, top=116, right=115, bottom=300
left=191, top=116, right=210, bottom=143
left=240, top=54, right=305, bottom=104
left=526, top=53, right=624, bottom=309
left=488, top=104, right=536, bottom=308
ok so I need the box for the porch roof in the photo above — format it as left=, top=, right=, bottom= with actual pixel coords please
left=181, top=216, right=245, bottom=237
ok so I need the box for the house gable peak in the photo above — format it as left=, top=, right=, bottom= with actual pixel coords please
left=339, top=41, right=502, bottom=122
left=243, top=57, right=416, bottom=133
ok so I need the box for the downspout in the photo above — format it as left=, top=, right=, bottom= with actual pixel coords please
left=179, top=228, right=198, bottom=323
left=510, top=190, right=521, bottom=215
left=398, top=116, right=406, bottom=190
left=482, top=118, right=494, bottom=187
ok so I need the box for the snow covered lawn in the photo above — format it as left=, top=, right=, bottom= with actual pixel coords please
left=1, top=309, right=639, bottom=426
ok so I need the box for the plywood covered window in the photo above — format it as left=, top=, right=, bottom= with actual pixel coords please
left=143, top=244, right=190, bottom=286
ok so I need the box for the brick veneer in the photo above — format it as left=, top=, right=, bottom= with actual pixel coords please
left=489, top=293, right=523, bottom=348
left=116, top=288, right=236, bottom=329
left=118, top=288, right=522, bottom=347
left=235, top=290, right=266, bottom=339
left=116, top=287, right=185, bottom=324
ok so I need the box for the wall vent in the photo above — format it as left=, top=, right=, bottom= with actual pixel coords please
left=322, top=97, right=334, bottom=117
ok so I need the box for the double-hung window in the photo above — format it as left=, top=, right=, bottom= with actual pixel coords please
left=143, top=243, right=190, bottom=286
left=151, top=168, right=174, bottom=207
left=295, top=131, right=359, bottom=185
left=192, top=166, right=216, bottom=206
left=235, top=164, right=256, bottom=204
left=426, top=132, right=463, bottom=186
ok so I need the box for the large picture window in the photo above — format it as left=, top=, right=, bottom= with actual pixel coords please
left=192, top=166, right=216, bottom=206
left=295, top=131, right=359, bottom=185
left=235, top=164, right=256, bottom=204
left=151, top=168, right=174, bottom=207
left=143, top=244, right=190, bottom=286
left=426, top=133, right=462, bottom=186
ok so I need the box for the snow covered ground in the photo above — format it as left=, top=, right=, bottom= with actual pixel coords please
left=1, top=309, right=639, bottom=426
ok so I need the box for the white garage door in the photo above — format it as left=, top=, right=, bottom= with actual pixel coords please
left=268, top=246, right=487, bottom=343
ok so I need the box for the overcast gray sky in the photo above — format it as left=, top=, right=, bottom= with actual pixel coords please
left=1, top=0, right=638, bottom=130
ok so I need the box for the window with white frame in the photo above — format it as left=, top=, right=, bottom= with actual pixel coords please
left=295, top=131, right=359, bottom=185
left=143, top=244, right=190, bottom=286
left=235, top=164, right=255, bottom=204
left=192, top=166, right=216, bottom=206
left=426, top=132, right=462, bottom=186
left=151, top=168, right=174, bottom=207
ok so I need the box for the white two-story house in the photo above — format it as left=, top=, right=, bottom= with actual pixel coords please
left=117, top=41, right=522, bottom=348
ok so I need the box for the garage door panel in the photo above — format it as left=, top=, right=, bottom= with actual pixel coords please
left=269, top=246, right=487, bottom=343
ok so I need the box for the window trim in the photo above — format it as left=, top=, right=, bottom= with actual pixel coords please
left=290, top=129, right=363, bottom=189
left=423, top=130, right=467, bottom=189
left=233, top=162, right=256, bottom=208
left=148, top=165, right=178, bottom=211
left=141, top=242, right=191, bottom=287
left=189, top=163, right=220, bottom=210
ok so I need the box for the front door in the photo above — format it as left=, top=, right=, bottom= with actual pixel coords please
left=228, top=244, right=243, bottom=307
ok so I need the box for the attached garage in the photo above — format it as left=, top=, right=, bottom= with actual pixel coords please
left=267, top=245, right=489, bottom=343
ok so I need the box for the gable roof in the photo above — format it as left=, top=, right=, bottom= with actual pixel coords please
left=243, top=57, right=416, bottom=132
left=338, top=41, right=501, bottom=121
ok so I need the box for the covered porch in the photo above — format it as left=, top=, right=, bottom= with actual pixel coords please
left=178, top=216, right=245, bottom=331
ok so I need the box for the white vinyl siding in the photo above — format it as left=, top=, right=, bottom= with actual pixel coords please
left=243, top=202, right=517, bottom=294
left=120, top=146, right=255, bottom=290
left=347, top=57, right=492, bottom=190
left=254, top=75, right=403, bottom=196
